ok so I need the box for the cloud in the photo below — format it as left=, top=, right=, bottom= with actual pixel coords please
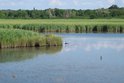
left=0, top=0, right=24, bottom=7
left=0, top=2, right=16, bottom=6
left=49, top=0, right=62, bottom=6
left=73, top=0, right=79, bottom=6
left=107, top=0, right=115, bottom=4
left=0, top=0, right=122, bottom=10
left=81, top=2, right=93, bottom=5
left=122, top=0, right=124, bottom=3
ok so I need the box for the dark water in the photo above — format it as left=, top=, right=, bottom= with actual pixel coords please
left=0, top=33, right=124, bottom=83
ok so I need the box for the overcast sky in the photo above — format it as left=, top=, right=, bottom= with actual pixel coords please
left=0, top=0, right=124, bottom=10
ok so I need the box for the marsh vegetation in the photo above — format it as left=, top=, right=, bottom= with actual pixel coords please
left=0, top=29, right=62, bottom=48
left=0, top=19, right=123, bottom=33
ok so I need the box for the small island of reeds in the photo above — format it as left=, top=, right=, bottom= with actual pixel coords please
left=0, top=29, right=62, bottom=49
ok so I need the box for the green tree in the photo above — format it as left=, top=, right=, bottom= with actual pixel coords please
left=109, top=5, right=119, bottom=9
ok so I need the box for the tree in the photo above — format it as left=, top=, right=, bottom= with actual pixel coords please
left=90, top=14, right=95, bottom=19
left=0, top=11, right=5, bottom=18
left=109, top=5, right=119, bottom=9
left=0, top=6, right=123, bottom=19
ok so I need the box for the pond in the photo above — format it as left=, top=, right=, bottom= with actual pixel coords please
left=0, top=33, right=124, bottom=83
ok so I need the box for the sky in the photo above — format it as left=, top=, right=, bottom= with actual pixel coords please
left=0, top=0, right=124, bottom=10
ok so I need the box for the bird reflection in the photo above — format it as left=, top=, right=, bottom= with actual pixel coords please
left=100, top=56, right=102, bottom=61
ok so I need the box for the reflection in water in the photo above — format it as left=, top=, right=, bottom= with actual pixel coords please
left=0, top=34, right=124, bottom=83
left=0, top=46, right=62, bottom=63
left=100, top=56, right=102, bottom=61
left=63, top=38, right=124, bottom=52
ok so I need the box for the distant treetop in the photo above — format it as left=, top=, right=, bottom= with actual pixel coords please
left=0, top=5, right=123, bottom=19
left=109, top=5, right=119, bottom=9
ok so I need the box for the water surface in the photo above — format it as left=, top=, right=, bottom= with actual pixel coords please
left=0, top=33, right=124, bottom=83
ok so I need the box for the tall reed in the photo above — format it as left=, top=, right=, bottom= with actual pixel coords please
left=0, top=19, right=124, bottom=33
left=0, top=29, right=62, bottom=48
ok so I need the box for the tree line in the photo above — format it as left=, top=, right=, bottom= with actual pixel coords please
left=0, top=5, right=124, bottom=19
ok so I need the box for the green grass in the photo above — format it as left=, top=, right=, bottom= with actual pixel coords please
left=0, top=19, right=124, bottom=33
left=0, top=19, right=124, bottom=25
left=0, top=29, right=62, bottom=48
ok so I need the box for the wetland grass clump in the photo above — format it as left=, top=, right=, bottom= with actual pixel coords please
left=0, top=19, right=124, bottom=33
left=0, top=24, right=124, bottom=33
left=46, top=34, right=62, bottom=46
left=0, top=29, right=62, bottom=49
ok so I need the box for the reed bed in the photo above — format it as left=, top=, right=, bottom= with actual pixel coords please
left=0, top=24, right=124, bottom=33
left=0, top=19, right=124, bottom=33
left=0, top=29, right=62, bottom=48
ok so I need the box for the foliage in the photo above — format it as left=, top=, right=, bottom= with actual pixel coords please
left=109, top=5, right=119, bottom=9
left=0, top=5, right=124, bottom=19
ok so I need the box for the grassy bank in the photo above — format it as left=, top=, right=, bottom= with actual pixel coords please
left=0, top=19, right=124, bottom=33
left=0, top=29, right=62, bottom=48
